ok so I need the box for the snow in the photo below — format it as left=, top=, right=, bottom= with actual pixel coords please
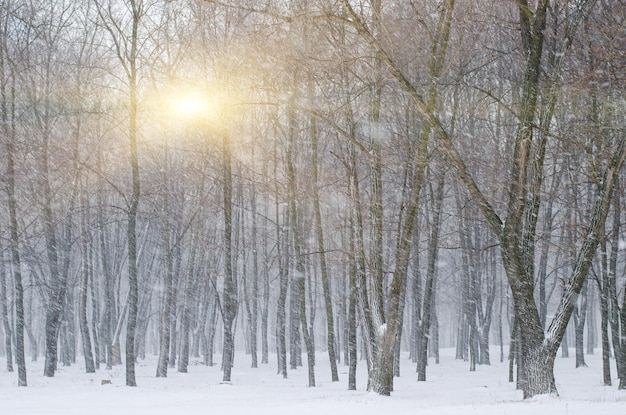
left=1, top=349, right=625, bottom=415
left=378, top=323, right=387, bottom=336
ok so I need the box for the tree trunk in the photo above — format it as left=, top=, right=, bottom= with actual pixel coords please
left=586, top=283, right=596, bottom=356
left=79, top=217, right=96, bottom=374
left=275, top=162, right=288, bottom=378
left=310, top=109, right=339, bottom=382
left=347, top=219, right=358, bottom=391
left=221, top=132, right=237, bottom=383
left=417, top=176, right=444, bottom=382
left=97, top=172, right=115, bottom=370
left=285, top=88, right=313, bottom=384
left=178, top=227, right=199, bottom=374
left=98, top=0, right=145, bottom=387
left=261, top=229, right=270, bottom=365
left=340, top=0, right=453, bottom=395
left=573, top=279, right=588, bottom=368
left=289, top=272, right=301, bottom=370
left=156, top=166, right=174, bottom=378
left=248, top=179, right=259, bottom=369
left=0, top=247, right=13, bottom=372
left=42, top=144, right=64, bottom=378
left=204, top=295, right=218, bottom=367
left=4, top=73, right=26, bottom=386
left=597, top=241, right=612, bottom=385
left=299, top=277, right=315, bottom=387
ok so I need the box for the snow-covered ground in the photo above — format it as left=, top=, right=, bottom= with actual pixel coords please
left=1, top=348, right=624, bottom=415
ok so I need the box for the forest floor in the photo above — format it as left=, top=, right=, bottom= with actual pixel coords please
left=0, top=347, right=624, bottom=414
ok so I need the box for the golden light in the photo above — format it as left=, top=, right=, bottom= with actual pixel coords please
left=159, top=86, right=238, bottom=132
left=167, top=92, right=216, bottom=120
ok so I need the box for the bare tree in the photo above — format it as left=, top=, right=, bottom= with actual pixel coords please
left=96, top=0, right=151, bottom=386
left=1, top=0, right=26, bottom=386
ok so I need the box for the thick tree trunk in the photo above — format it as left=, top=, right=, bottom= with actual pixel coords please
left=521, top=344, right=556, bottom=398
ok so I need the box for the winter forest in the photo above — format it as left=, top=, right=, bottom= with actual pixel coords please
left=0, top=0, right=625, bottom=407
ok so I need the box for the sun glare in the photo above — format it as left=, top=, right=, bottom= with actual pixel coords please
left=157, top=86, right=237, bottom=130
left=169, top=93, right=214, bottom=119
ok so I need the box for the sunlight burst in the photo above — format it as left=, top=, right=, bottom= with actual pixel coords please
left=168, top=93, right=215, bottom=120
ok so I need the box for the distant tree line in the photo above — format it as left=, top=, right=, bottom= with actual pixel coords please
left=0, top=0, right=624, bottom=399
